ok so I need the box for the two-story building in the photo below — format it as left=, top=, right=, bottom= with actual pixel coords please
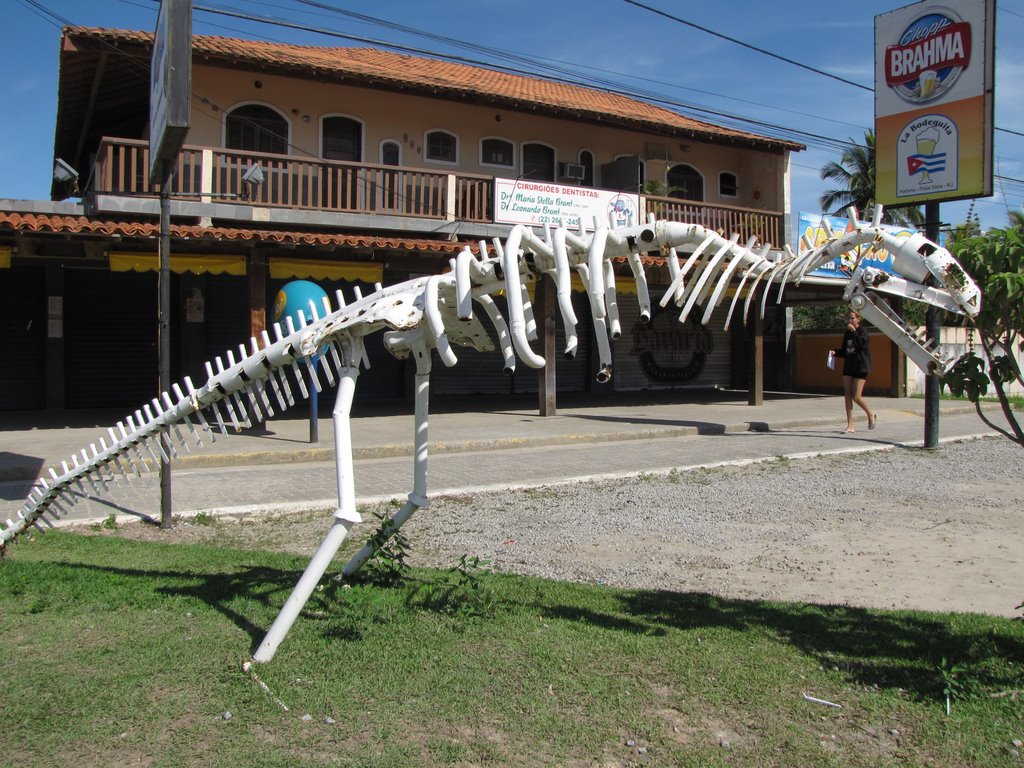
left=0, top=26, right=805, bottom=413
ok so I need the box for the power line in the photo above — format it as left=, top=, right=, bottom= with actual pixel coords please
left=622, top=0, right=872, bottom=92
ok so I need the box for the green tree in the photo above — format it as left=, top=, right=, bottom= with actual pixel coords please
left=946, top=201, right=982, bottom=251
left=819, top=130, right=924, bottom=228
left=944, top=226, right=1024, bottom=447
left=642, top=179, right=684, bottom=197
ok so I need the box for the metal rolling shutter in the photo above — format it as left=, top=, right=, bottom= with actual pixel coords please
left=203, top=274, right=249, bottom=363
left=611, top=287, right=733, bottom=391
left=64, top=268, right=158, bottom=409
left=432, top=295, right=517, bottom=397
left=0, top=266, right=46, bottom=410
left=431, top=293, right=593, bottom=396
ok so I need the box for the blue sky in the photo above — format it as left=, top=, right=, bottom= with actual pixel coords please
left=4, top=0, right=1023, bottom=241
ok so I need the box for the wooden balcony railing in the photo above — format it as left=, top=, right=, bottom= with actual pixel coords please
left=93, top=138, right=783, bottom=246
left=643, top=195, right=784, bottom=249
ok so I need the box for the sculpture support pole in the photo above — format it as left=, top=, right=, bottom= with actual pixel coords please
left=342, top=348, right=432, bottom=576
left=159, top=183, right=173, bottom=528
left=253, top=365, right=361, bottom=663
left=924, top=201, right=941, bottom=448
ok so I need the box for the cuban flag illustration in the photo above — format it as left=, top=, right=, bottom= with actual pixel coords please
left=907, top=152, right=946, bottom=178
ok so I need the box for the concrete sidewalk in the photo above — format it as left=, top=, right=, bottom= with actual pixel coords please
left=0, top=390, right=1005, bottom=529
left=1, top=389, right=999, bottom=484
left=0, top=390, right=987, bottom=483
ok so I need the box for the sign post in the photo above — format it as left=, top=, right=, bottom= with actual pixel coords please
left=875, top=0, right=994, bottom=447
left=150, top=0, right=192, bottom=527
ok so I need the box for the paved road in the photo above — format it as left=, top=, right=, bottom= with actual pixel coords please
left=0, top=401, right=999, bottom=528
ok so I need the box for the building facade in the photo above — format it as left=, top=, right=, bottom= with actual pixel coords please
left=0, top=26, right=805, bottom=412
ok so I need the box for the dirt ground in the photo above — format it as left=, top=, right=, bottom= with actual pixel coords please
left=73, top=437, right=1024, bottom=619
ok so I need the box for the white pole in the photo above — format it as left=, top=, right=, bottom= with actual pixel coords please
left=252, top=366, right=361, bottom=663
left=342, top=350, right=431, bottom=575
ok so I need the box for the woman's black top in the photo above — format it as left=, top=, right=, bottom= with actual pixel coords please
left=836, top=325, right=872, bottom=379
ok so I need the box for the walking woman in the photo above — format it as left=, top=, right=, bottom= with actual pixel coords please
left=835, top=310, right=877, bottom=433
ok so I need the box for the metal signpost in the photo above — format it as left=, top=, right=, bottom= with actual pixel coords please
left=874, top=0, right=995, bottom=447
left=149, top=0, right=192, bottom=526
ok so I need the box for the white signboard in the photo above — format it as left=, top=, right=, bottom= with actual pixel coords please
left=150, top=0, right=192, bottom=183
left=874, top=0, right=994, bottom=205
left=494, top=178, right=640, bottom=230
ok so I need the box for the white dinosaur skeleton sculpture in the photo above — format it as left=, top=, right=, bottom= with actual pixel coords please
left=1, top=205, right=980, bottom=662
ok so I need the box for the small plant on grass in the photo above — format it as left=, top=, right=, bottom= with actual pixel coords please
left=938, top=656, right=970, bottom=716
left=100, top=513, right=118, bottom=530
left=192, top=512, right=215, bottom=526
left=450, top=554, right=494, bottom=617
left=408, top=553, right=495, bottom=618
left=361, top=510, right=411, bottom=586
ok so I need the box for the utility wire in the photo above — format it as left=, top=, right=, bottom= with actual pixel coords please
left=622, top=0, right=873, bottom=92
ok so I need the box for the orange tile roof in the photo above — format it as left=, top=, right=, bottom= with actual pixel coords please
left=65, top=26, right=802, bottom=152
left=0, top=210, right=664, bottom=266
left=0, top=212, right=465, bottom=253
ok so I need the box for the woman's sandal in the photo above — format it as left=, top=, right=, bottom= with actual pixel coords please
left=868, top=413, right=877, bottom=430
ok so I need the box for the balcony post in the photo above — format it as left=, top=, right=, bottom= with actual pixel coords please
left=200, top=149, right=213, bottom=204
left=445, top=174, right=457, bottom=221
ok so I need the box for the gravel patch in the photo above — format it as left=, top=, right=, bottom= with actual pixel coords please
left=79, top=436, right=1024, bottom=616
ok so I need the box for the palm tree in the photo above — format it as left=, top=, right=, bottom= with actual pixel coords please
left=1008, top=208, right=1024, bottom=229
left=819, top=130, right=923, bottom=227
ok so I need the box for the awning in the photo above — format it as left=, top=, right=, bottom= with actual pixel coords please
left=0, top=246, right=10, bottom=269
left=109, top=252, right=247, bottom=276
left=270, top=257, right=384, bottom=283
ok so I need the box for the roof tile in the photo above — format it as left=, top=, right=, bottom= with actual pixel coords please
left=66, top=26, right=801, bottom=151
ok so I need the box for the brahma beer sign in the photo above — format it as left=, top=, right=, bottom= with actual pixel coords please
left=874, top=0, right=994, bottom=206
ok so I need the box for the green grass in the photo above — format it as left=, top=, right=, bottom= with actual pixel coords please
left=3, top=532, right=1024, bottom=767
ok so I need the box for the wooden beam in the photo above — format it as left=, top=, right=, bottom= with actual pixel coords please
left=537, top=275, right=557, bottom=416
left=747, top=311, right=764, bottom=406
left=248, top=250, right=267, bottom=341
left=72, top=51, right=107, bottom=169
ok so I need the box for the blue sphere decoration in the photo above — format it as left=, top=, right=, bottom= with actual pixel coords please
left=274, top=280, right=328, bottom=331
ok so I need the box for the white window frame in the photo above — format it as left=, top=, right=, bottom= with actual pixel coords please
left=423, top=129, right=459, bottom=165
left=577, top=148, right=596, bottom=186
left=521, top=140, right=557, bottom=182
left=222, top=101, right=291, bottom=153
left=480, top=136, right=516, bottom=169
left=319, top=113, right=365, bottom=161
left=380, top=139, right=403, bottom=166
left=718, top=170, right=739, bottom=199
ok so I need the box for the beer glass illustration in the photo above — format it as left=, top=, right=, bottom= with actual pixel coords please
left=916, top=127, right=940, bottom=184
left=919, top=70, right=938, bottom=100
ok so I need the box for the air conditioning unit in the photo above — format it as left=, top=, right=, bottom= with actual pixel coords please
left=560, top=162, right=586, bottom=181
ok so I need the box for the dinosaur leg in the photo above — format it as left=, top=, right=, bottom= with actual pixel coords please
left=252, top=364, right=362, bottom=663
left=342, top=348, right=431, bottom=576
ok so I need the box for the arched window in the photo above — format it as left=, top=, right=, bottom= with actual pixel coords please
left=322, top=116, right=362, bottom=161
left=667, top=164, right=704, bottom=201
left=381, top=141, right=401, bottom=166
left=425, top=130, right=458, bottom=163
left=522, top=142, right=555, bottom=181
left=481, top=138, right=514, bottom=168
left=225, top=104, right=288, bottom=154
left=719, top=171, right=738, bottom=198
left=578, top=150, right=595, bottom=187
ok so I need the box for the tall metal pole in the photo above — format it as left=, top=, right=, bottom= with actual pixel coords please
left=924, top=201, right=941, bottom=448
left=159, top=181, right=173, bottom=526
